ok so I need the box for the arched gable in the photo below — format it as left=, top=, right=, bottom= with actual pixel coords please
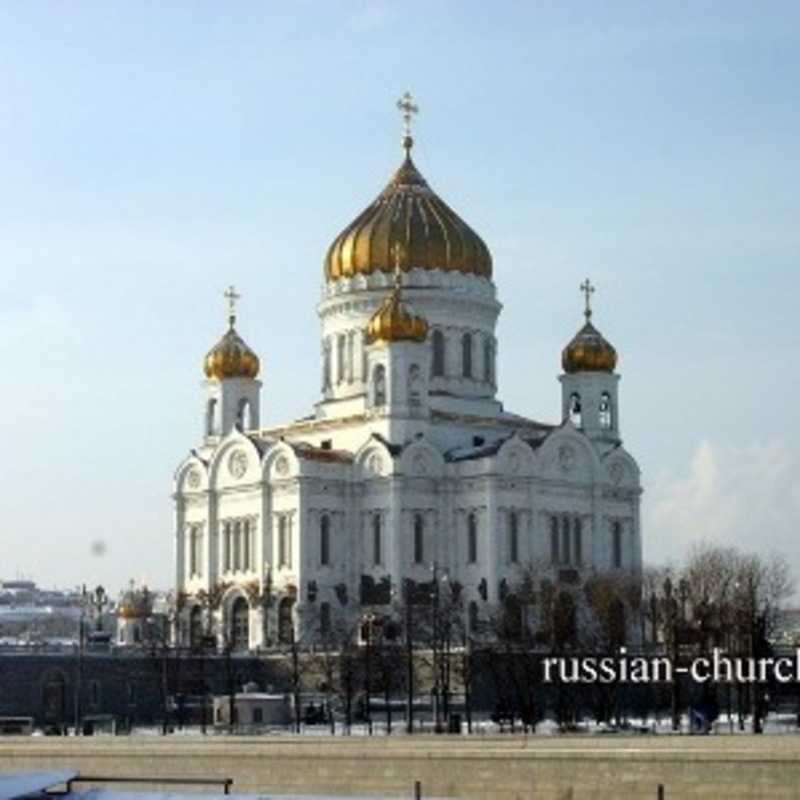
left=495, top=433, right=536, bottom=478
left=208, top=430, right=262, bottom=490
left=262, top=441, right=301, bottom=482
left=398, top=438, right=445, bottom=479
left=535, top=422, right=603, bottom=483
left=174, top=455, right=209, bottom=495
left=354, top=438, right=396, bottom=480
left=601, top=446, right=642, bottom=489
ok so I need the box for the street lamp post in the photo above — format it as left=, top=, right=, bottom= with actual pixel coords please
left=362, top=612, right=376, bottom=736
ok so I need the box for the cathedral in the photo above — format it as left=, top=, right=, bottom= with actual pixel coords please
left=173, top=96, right=642, bottom=651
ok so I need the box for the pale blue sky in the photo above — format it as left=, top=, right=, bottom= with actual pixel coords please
left=1, top=2, right=798, bottom=594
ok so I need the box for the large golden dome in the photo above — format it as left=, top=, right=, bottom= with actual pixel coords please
left=324, top=142, right=492, bottom=281
left=365, top=280, right=429, bottom=345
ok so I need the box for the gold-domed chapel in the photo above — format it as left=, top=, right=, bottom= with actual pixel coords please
left=173, top=95, right=642, bottom=652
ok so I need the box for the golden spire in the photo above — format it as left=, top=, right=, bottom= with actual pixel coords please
left=396, top=91, right=419, bottom=155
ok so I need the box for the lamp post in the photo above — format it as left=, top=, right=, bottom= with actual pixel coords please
left=73, top=584, right=88, bottom=735
left=362, top=611, right=376, bottom=736
left=429, top=562, right=449, bottom=733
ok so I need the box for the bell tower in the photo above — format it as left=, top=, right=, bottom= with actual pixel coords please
left=559, top=279, right=620, bottom=442
left=202, top=286, right=261, bottom=440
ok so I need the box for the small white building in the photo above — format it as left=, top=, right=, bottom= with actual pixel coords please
left=172, top=100, right=643, bottom=652
left=213, top=692, right=293, bottom=731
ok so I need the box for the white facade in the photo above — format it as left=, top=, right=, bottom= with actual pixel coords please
left=172, top=152, right=643, bottom=652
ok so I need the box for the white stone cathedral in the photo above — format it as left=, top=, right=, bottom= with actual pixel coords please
left=173, top=97, right=642, bottom=651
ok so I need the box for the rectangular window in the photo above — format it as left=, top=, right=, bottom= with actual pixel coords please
left=278, top=516, right=288, bottom=568
left=467, top=513, right=478, bottom=563
left=612, top=521, right=623, bottom=568
left=243, top=520, right=250, bottom=571
left=561, top=516, right=571, bottom=566
left=550, top=516, right=560, bottom=564
left=233, top=521, right=241, bottom=571
left=224, top=523, right=232, bottom=572
left=509, top=512, right=519, bottom=564
left=574, top=518, right=582, bottom=567
left=253, top=707, right=263, bottom=724
left=373, top=514, right=382, bottom=566
left=413, top=515, right=424, bottom=564
left=347, top=332, right=355, bottom=383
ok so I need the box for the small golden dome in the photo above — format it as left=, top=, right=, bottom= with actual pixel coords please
left=325, top=146, right=492, bottom=282
left=562, top=320, right=617, bottom=374
left=204, top=326, right=260, bottom=380
left=562, top=279, right=618, bottom=374
left=365, top=283, right=429, bottom=345
left=117, top=589, right=152, bottom=620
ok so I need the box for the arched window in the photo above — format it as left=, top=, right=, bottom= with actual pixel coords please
left=468, top=601, right=479, bottom=634
left=461, top=333, right=473, bottom=378
left=431, top=330, right=446, bottom=377
left=612, top=520, right=623, bottom=568
left=408, top=364, right=422, bottom=406
left=467, top=512, right=478, bottom=563
left=236, top=398, right=249, bottom=431
left=205, top=398, right=218, bottom=436
left=413, top=514, right=424, bottom=564
left=231, top=597, right=249, bottom=651
left=322, top=338, right=332, bottom=390
left=278, top=597, right=295, bottom=644
left=569, top=392, right=582, bottom=426
left=190, top=606, right=203, bottom=649
left=347, top=331, right=355, bottom=383
left=483, top=337, right=493, bottom=383
left=320, top=514, right=331, bottom=566
left=509, top=512, right=519, bottom=564
left=599, top=392, right=612, bottom=429
left=337, top=334, right=346, bottom=384
left=373, top=364, right=386, bottom=406
left=372, top=514, right=382, bottom=565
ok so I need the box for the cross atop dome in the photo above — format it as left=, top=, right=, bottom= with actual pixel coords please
left=580, top=278, right=595, bottom=320
left=224, top=285, right=241, bottom=328
left=396, top=91, right=419, bottom=153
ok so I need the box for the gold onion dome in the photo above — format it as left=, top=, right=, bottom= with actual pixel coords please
left=203, top=286, right=260, bottom=379
left=561, top=279, right=618, bottom=374
left=117, top=589, right=152, bottom=620
left=324, top=114, right=492, bottom=280
left=365, top=277, right=429, bottom=346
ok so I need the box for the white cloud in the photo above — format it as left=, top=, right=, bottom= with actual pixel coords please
left=645, top=439, right=800, bottom=574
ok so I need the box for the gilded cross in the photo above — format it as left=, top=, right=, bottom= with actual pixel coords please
left=580, top=278, right=595, bottom=320
left=396, top=91, right=419, bottom=151
left=224, top=285, right=241, bottom=327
